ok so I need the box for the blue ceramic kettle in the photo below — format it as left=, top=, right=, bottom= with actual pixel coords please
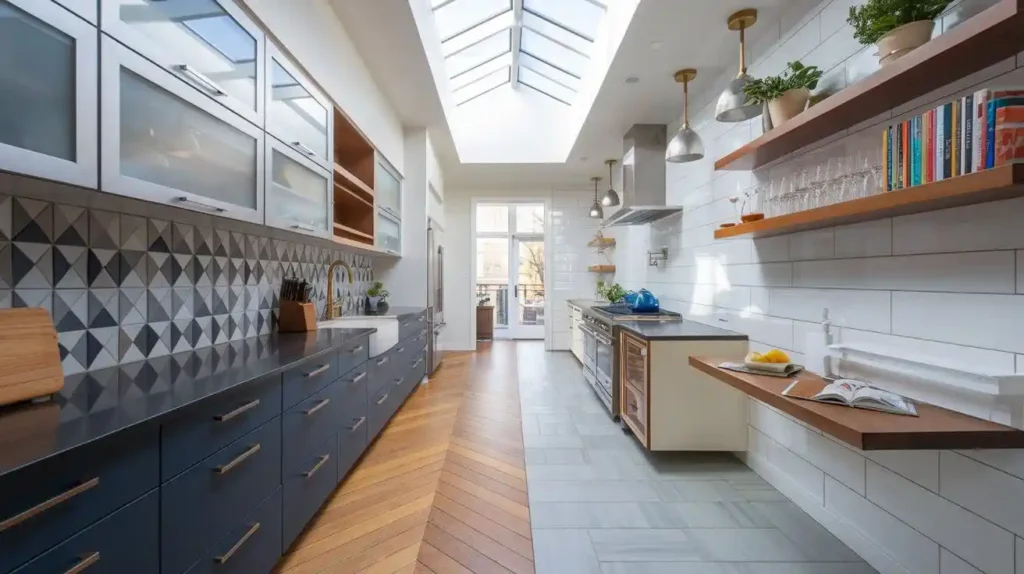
left=631, top=289, right=660, bottom=313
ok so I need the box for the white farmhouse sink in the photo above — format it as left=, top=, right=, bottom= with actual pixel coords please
left=318, top=316, right=398, bottom=357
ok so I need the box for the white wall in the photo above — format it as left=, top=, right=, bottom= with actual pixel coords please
left=241, top=0, right=405, bottom=170
left=611, top=0, right=1024, bottom=572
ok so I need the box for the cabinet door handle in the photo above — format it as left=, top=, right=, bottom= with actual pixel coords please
left=412, top=358, right=423, bottom=368
left=348, top=416, right=366, bottom=431
left=64, top=551, right=100, bottom=574
left=305, top=364, right=330, bottom=377
left=214, top=523, right=260, bottom=564
left=215, top=444, right=261, bottom=474
left=401, top=321, right=412, bottom=328
left=304, top=398, right=331, bottom=416
left=393, top=377, right=404, bottom=386
left=303, top=454, right=331, bottom=479
left=351, top=345, right=365, bottom=353
left=213, top=399, right=260, bottom=422
left=292, top=141, right=319, bottom=158
left=376, top=357, right=389, bottom=366
left=349, top=372, right=367, bottom=385
left=0, top=477, right=100, bottom=532
left=174, top=64, right=226, bottom=96
left=175, top=196, right=227, bottom=213
left=397, top=347, right=405, bottom=353
left=376, top=393, right=389, bottom=405
left=291, top=223, right=316, bottom=232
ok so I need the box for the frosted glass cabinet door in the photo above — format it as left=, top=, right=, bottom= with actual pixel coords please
left=375, top=157, right=401, bottom=219
left=266, top=45, right=331, bottom=170
left=0, top=0, right=97, bottom=188
left=101, top=0, right=264, bottom=126
left=376, top=211, right=401, bottom=254
left=101, top=37, right=264, bottom=224
left=266, top=138, right=331, bottom=237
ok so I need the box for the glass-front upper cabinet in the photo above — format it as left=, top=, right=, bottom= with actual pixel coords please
left=101, top=37, right=264, bottom=223
left=0, top=0, right=97, bottom=188
left=376, top=210, right=401, bottom=254
left=101, top=0, right=264, bottom=126
left=375, top=156, right=401, bottom=219
left=265, top=137, right=331, bottom=237
left=266, top=44, right=331, bottom=170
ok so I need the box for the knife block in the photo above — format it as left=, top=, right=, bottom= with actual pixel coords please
left=0, top=308, right=64, bottom=407
left=278, top=301, right=317, bottom=333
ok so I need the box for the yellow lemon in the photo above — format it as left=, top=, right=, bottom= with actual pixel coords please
left=763, top=349, right=790, bottom=363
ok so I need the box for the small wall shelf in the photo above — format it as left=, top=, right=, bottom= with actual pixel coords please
left=588, top=265, right=616, bottom=273
left=714, top=0, right=1024, bottom=172
left=714, top=165, right=1024, bottom=239
left=588, top=237, right=616, bottom=248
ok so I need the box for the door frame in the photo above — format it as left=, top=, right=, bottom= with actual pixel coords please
left=510, top=234, right=545, bottom=339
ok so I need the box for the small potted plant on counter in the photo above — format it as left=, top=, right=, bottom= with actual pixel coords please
left=366, top=281, right=389, bottom=314
left=743, top=61, right=823, bottom=128
left=848, top=0, right=949, bottom=66
left=597, top=281, right=627, bottom=304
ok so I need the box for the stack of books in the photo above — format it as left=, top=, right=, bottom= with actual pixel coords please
left=882, top=88, right=1024, bottom=191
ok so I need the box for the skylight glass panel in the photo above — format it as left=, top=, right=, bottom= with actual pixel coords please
left=520, top=29, right=588, bottom=78
left=454, top=67, right=510, bottom=105
left=519, top=53, right=579, bottom=90
left=447, top=29, right=510, bottom=78
left=523, top=0, right=605, bottom=40
left=451, top=52, right=512, bottom=90
left=442, top=10, right=514, bottom=57
left=519, top=66, right=573, bottom=104
left=182, top=15, right=255, bottom=63
left=434, top=0, right=512, bottom=41
left=521, top=11, right=591, bottom=55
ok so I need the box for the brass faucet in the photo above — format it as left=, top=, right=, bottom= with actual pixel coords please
left=325, top=259, right=354, bottom=319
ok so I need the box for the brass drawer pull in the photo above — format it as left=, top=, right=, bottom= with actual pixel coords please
left=215, top=444, right=261, bottom=475
left=0, top=477, right=100, bottom=532
left=214, top=523, right=260, bottom=564
left=213, top=399, right=260, bottom=422
left=304, top=398, right=330, bottom=416
left=305, top=364, right=330, bottom=377
left=376, top=393, right=389, bottom=405
left=64, top=551, right=100, bottom=574
left=376, top=357, right=389, bottom=366
left=349, top=372, right=367, bottom=385
left=303, top=454, right=330, bottom=478
left=350, top=345, right=365, bottom=353
left=348, top=417, right=366, bottom=431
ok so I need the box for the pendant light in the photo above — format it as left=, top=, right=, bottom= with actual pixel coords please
left=666, top=68, right=705, bottom=163
left=715, top=9, right=762, bottom=123
left=601, top=160, right=620, bottom=207
left=589, top=176, right=603, bottom=218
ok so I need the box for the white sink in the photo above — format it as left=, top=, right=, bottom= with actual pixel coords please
left=318, top=317, right=398, bottom=357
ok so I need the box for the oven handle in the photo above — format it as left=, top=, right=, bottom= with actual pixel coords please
left=594, top=333, right=613, bottom=345
left=579, top=325, right=597, bottom=338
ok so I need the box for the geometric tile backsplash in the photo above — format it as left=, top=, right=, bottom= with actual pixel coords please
left=0, top=193, right=373, bottom=374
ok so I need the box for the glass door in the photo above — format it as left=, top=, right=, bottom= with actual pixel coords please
left=511, top=236, right=544, bottom=339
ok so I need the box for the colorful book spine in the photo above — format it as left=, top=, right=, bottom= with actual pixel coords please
left=995, top=105, right=1024, bottom=166
left=902, top=121, right=909, bottom=189
left=964, top=95, right=973, bottom=174
left=928, top=109, right=935, bottom=183
left=943, top=103, right=952, bottom=179
left=883, top=127, right=891, bottom=191
left=952, top=99, right=959, bottom=177
left=935, top=106, right=944, bottom=182
left=916, top=115, right=924, bottom=185
left=973, top=90, right=985, bottom=172
left=910, top=117, right=917, bottom=187
left=987, top=96, right=1024, bottom=169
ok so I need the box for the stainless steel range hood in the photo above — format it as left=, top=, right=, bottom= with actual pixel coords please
left=603, top=124, right=682, bottom=227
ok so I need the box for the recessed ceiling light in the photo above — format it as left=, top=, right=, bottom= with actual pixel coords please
left=649, top=40, right=663, bottom=50
left=624, top=76, right=640, bottom=84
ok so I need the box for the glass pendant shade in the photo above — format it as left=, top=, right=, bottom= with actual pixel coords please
left=666, top=69, right=704, bottom=163
left=589, top=176, right=603, bottom=218
left=716, top=9, right=762, bottom=123
left=601, top=159, right=620, bottom=206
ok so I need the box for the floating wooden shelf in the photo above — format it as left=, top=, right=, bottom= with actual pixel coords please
left=690, top=357, right=1024, bottom=450
left=714, top=0, right=1024, bottom=172
left=588, top=265, right=616, bottom=273
left=333, top=222, right=373, bottom=241
left=715, top=165, right=1024, bottom=239
left=334, top=163, right=374, bottom=200
left=587, top=238, right=616, bottom=248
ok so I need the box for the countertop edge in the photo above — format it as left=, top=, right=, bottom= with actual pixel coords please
left=618, top=323, right=750, bottom=341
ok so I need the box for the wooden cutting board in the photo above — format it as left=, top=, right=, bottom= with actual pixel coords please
left=0, top=308, right=63, bottom=406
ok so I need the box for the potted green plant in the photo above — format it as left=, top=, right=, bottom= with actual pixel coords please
left=742, top=61, right=823, bottom=128
left=596, top=281, right=627, bottom=304
left=366, top=281, right=389, bottom=313
left=848, top=0, right=949, bottom=66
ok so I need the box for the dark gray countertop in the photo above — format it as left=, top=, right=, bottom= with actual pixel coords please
left=618, top=320, right=748, bottom=341
left=0, top=328, right=374, bottom=478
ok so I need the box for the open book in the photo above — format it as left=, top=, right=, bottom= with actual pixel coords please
left=782, top=379, right=918, bottom=416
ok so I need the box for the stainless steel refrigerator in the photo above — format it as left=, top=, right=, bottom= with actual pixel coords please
left=427, top=220, right=445, bottom=374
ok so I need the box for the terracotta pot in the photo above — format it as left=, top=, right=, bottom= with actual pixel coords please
left=767, top=88, right=809, bottom=127
left=876, top=20, right=934, bottom=66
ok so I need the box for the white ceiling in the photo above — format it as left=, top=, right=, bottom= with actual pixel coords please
left=331, top=0, right=798, bottom=190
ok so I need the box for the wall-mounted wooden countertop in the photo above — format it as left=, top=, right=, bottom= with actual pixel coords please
left=690, top=357, right=1024, bottom=450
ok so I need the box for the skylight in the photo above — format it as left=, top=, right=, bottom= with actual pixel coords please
left=432, top=0, right=608, bottom=106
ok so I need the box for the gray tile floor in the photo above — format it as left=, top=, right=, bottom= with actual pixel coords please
left=516, top=343, right=878, bottom=574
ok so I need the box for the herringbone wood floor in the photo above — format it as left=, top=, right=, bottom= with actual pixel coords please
left=276, top=342, right=533, bottom=574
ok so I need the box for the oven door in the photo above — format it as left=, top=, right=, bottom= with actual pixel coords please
left=581, top=325, right=597, bottom=371
left=594, top=331, right=614, bottom=394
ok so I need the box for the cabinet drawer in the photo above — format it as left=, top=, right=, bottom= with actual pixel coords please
left=183, top=488, right=282, bottom=574
left=282, top=353, right=338, bottom=409
left=161, top=418, right=282, bottom=574
left=338, top=412, right=368, bottom=484
left=337, top=362, right=369, bottom=419
left=12, top=491, right=158, bottom=574
left=162, top=375, right=282, bottom=481
left=367, top=347, right=399, bottom=398
left=266, top=44, right=331, bottom=170
left=337, top=336, right=370, bottom=378
left=368, top=386, right=392, bottom=440
left=283, top=437, right=337, bottom=550
left=283, top=381, right=342, bottom=471
left=398, top=312, right=428, bottom=342
left=0, top=427, right=159, bottom=574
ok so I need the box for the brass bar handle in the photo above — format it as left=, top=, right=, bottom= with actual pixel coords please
left=0, top=477, right=100, bottom=532
left=304, top=398, right=330, bottom=416
left=376, top=357, right=389, bottom=366
left=215, top=444, right=261, bottom=475
left=303, top=454, right=330, bottom=479
left=64, top=551, right=100, bottom=574
left=214, top=523, right=260, bottom=564
left=348, top=417, right=366, bottom=431
left=213, top=399, right=260, bottom=422
left=376, top=393, right=389, bottom=405
left=350, top=345, right=365, bottom=353
left=305, top=364, right=330, bottom=378
left=349, top=372, right=367, bottom=385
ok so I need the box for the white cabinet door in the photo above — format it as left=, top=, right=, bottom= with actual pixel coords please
left=265, top=136, right=331, bottom=238
left=375, top=155, right=401, bottom=220
left=0, top=0, right=97, bottom=188
left=376, top=209, right=401, bottom=254
left=101, top=0, right=264, bottom=126
left=265, top=44, right=331, bottom=170
left=101, top=36, right=264, bottom=223
left=53, top=0, right=96, bottom=23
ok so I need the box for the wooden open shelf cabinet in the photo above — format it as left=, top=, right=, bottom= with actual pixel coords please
left=715, top=165, right=1024, bottom=239
left=714, top=0, right=1024, bottom=172
left=332, top=107, right=379, bottom=251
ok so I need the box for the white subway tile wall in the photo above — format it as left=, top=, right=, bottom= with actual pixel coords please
left=607, top=0, right=1024, bottom=571
left=550, top=190, right=604, bottom=350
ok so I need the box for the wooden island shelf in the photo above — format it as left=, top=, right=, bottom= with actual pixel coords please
left=715, top=165, right=1024, bottom=239
left=690, top=356, right=1024, bottom=450
left=714, top=0, right=1024, bottom=172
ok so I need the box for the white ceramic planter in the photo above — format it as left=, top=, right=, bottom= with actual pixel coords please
left=876, top=20, right=934, bottom=66
left=767, top=88, right=809, bottom=127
